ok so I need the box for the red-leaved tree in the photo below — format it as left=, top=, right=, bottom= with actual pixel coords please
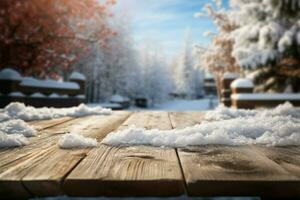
left=0, top=0, right=116, bottom=78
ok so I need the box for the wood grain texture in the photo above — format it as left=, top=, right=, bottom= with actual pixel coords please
left=29, top=117, right=74, bottom=131
left=178, top=145, right=300, bottom=197
left=64, top=112, right=185, bottom=197
left=169, top=112, right=205, bottom=129
left=0, top=112, right=130, bottom=198
left=171, top=112, right=300, bottom=198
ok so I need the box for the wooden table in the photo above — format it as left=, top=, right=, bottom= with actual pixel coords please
left=0, top=111, right=299, bottom=199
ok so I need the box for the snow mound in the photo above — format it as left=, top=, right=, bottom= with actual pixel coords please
left=103, top=103, right=300, bottom=147
left=0, top=120, right=36, bottom=137
left=49, top=93, right=60, bottom=98
left=205, top=104, right=256, bottom=121
left=0, top=113, right=10, bottom=122
left=8, top=92, right=25, bottom=97
left=31, top=92, right=46, bottom=98
left=0, top=131, right=28, bottom=147
left=4, top=102, right=111, bottom=121
left=59, top=133, right=97, bottom=149
left=0, top=68, right=22, bottom=81
left=206, top=102, right=300, bottom=120
left=69, top=72, right=86, bottom=81
left=231, top=78, right=254, bottom=88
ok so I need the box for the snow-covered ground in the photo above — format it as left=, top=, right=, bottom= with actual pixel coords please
left=131, top=98, right=219, bottom=111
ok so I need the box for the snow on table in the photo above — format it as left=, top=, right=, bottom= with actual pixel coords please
left=0, top=106, right=299, bottom=198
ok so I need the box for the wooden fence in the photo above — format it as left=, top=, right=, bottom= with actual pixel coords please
left=221, top=74, right=300, bottom=109
left=0, top=68, right=86, bottom=108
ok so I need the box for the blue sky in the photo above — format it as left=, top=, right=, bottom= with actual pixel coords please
left=114, top=0, right=228, bottom=56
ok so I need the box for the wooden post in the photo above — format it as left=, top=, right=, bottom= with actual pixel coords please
left=69, top=72, right=86, bottom=95
left=231, top=78, right=254, bottom=109
left=221, top=72, right=239, bottom=107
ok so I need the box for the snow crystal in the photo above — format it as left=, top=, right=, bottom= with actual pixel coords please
left=0, top=68, right=22, bottom=81
left=231, top=78, right=254, bottom=88
left=0, top=120, right=36, bottom=137
left=69, top=72, right=86, bottom=81
left=4, top=102, right=111, bottom=121
left=0, top=131, right=28, bottom=148
left=58, top=133, right=97, bottom=149
left=103, top=103, right=300, bottom=147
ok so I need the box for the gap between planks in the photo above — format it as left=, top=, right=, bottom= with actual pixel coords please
left=63, top=112, right=185, bottom=197
left=0, top=112, right=132, bottom=199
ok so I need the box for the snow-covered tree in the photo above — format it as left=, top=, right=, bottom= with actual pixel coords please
left=139, top=41, right=173, bottom=104
left=197, top=0, right=300, bottom=92
left=174, top=29, right=203, bottom=98
left=229, top=0, right=300, bottom=92
left=73, top=13, right=141, bottom=102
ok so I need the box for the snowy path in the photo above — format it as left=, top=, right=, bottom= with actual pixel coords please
left=130, top=98, right=219, bottom=111
left=0, top=111, right=299, bottom=199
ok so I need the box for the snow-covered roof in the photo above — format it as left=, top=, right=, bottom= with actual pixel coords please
left=21, top=78, right=80, bottom=90
left=205, top=71, right=214, bottom=79
left=223, top=72, right=239, bottom=80
left=0, top=68, right=22, bottom=81
left=231, top=78, right=254, bottom=88
left=231, top=93, right=300, bottom=100
left=30, top=92, right=46, bottom=98
left=75, top=95, right=86, bottom=99
left=110, top=94, right=129, bottom=103
left=49, top=93, right=60, bottom=98
left=69, top=72, right=86, bottom=81
left=8, top=91, right=25, bottom=97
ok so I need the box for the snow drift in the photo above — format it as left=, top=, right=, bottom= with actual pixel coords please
left=58, top=133, right=97, bottom=149
left=4, top=102, right=111, bottom=121
left=103, top=102, right=300, bottom=147
left=0, top=102, right=111, bottom=148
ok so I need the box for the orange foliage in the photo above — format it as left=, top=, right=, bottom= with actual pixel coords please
left=0, top=0, right=115, bottom=78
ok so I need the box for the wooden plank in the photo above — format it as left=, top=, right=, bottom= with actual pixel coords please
left=254, top=146, right=300, bottom=178
left=63, top=112, right=185, bottom=197
left=170, top=112, right=300, bottom=198
left=178, top=145, right=300, bottom=198
left=28, top=117, right=73, bottom=131
left=169, top=112, right=205, bottom=129
left=0, top=112, right=130, bottom=198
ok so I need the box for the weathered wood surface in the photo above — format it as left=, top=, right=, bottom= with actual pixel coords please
left=170, top=112, right=300, bottom=198
left=0, top=111, right=299, bottom=199
left=64, top=112, right=184, bottom=197
left=0, top=112, right=130, bottom=198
